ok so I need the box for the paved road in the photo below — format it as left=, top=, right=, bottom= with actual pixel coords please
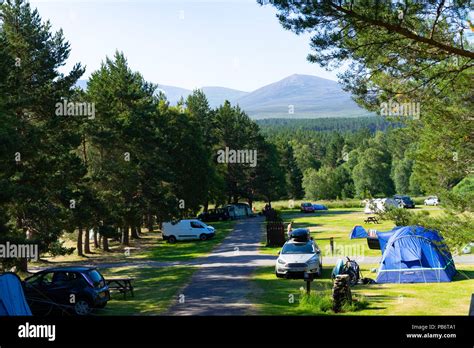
left=165, top=216, right=272, bottom=316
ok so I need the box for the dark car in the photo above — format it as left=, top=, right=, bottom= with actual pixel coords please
left=198, top=208, right=230, bottom=222
left=23, top=267, right=110, bottom=316
left=394, top=195, right=415, bottom=209
left=300, top=202, right=315, bottom=213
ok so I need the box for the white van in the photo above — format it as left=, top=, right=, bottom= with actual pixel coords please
left=162, top=219, right=215, bottom=243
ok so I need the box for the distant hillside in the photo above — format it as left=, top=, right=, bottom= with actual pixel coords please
left=234, top=74, right=372, bottom=118
left=201, top=87, right=248, bottom=108
left=76, top=74, right=373, bottom=118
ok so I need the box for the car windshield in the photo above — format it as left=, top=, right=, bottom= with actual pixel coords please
left=281, top=243, right=314, bottom=254
left=302, top=203, right=312, bottom=207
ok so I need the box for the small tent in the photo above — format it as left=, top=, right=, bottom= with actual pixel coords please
left=350, top=225, right=369, bottom=239
left=0, top=273, right=32, bottom=316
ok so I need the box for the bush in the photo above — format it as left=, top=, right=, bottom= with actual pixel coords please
left=298, top=290, right=333, bottom=313
left=297, top=290, right=369, bottom=314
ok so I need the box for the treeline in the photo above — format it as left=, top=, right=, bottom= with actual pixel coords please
left=259, top=119, right=422, bottom=200
left=0, top=1, right=285, bottom=270
left=257, top=117, right=396, bottom=134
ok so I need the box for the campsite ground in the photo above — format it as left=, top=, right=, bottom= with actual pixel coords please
left=27, top=220, right=235, bottom=316
left=251, top=204, right=474, bottom=316
left=24, top=202, right=473, bottom=316
left=250, top=264, right=474, bottom=315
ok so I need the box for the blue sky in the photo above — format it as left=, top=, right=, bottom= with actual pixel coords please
left=30, top=0, right=342, bottom=91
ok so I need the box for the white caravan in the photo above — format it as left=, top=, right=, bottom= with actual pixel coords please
left=162, top=219, right=215, bottom=243
left=364, top=198, right=401, bottom=214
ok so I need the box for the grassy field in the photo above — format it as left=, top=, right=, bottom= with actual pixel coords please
left=25, top=221, right=236, bottom=315
left=259, top=205, right=445, bottom=258
left=32, top=220, right=235, bottom=266
left=96, top=265, right=195, bottom=315
left=251, top=265, right=474, bottom=316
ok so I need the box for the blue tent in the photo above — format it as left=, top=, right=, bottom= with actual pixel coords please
left=376, top=226, right=456, bottom=283
left=350, top=225, right=369, bottom=239
left=0, top=273, right=32, bottom=316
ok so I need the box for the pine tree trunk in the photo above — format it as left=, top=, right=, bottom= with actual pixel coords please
left=77, top=226, right=84, bottom=257
left=16, top=217, right=28, bottom=272
left=94, top=228, right=99, bottom=248
left=103, top=237, right=110, bottom=252
left=84, top=227, right=91, bottom=254
left=122, top=225, right=130, bottom=245
left=147, top=213, right=153, bottom=232
left=131, top=226, right=140, bottom=239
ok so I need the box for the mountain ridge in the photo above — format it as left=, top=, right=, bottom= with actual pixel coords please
left=76, top=74, right=373, bottom=118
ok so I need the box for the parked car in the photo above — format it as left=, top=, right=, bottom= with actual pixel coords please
left=312, top=204, right=328, bottom=211
left=197, top=208, right=230, bottom=222
left=300, top=202, right=315, bottom=213
left=162, top=219, right=215, bottom=243
left=275, top=237, right=322, bottom=279
left=23, top=267, right=109, bottom=316
left=424, top=196, right=439, bottom=206
left=394, top=195, right=415, bottom=208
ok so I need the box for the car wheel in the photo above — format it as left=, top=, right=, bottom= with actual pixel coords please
left=316, top=263, right=322, bottom=277
left=199, top=234, right=208, bottom=241
left=168, top=235, right=177, bottom=244
left=74, top=300, right=92, bottom=316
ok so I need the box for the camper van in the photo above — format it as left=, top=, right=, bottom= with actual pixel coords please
left=364, top=198, right=401, bottom=214
left=162, top=219, right=215, bottom=243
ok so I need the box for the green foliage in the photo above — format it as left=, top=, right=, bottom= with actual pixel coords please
left=298, top=290, right=333, bottom=313
left=297, top=290, right=368, bottom=314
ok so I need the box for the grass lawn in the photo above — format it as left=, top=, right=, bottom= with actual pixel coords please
left=259, top=206, right=445, bottom=258
left=251, top=265, right=474, bottom=316
left=96, top=265, right=195, bottom=315
left=135, top=220, right=235, bottom=262
left=32, top=220, right=235, bottom=266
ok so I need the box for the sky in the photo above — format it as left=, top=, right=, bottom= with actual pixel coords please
left=29, top=0, right=343, bottom=91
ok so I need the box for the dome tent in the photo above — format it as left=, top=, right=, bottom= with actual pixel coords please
left=376, top=226, right=456, bottom=283
left=0, top=273, right=32, bottom=316
left=350, top=225, right=457, bottom=283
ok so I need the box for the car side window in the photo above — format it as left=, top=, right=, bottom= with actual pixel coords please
left=42, top=272, right=54, bottom=286
left=191, top=221, right=204, bottom=228
left=25, top=273, right=43, bottom=286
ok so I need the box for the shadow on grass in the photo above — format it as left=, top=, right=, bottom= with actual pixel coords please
left=253, top=266, right=389, bottom=315
left=137, top=220, right=235, bottom=262
left=453, top=269, right=474, bottom=281
left=96, top=265, right=195, bottom=316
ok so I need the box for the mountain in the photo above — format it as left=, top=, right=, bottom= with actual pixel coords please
left=201, top=87, right=248, bottom=108
left=234, top=74, right=371, bottom=118
left=157, top=84, right=191, bottom=105
left=76, top=74, right=372, bottom=118
left=156, top=85, right=248, bottom=108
